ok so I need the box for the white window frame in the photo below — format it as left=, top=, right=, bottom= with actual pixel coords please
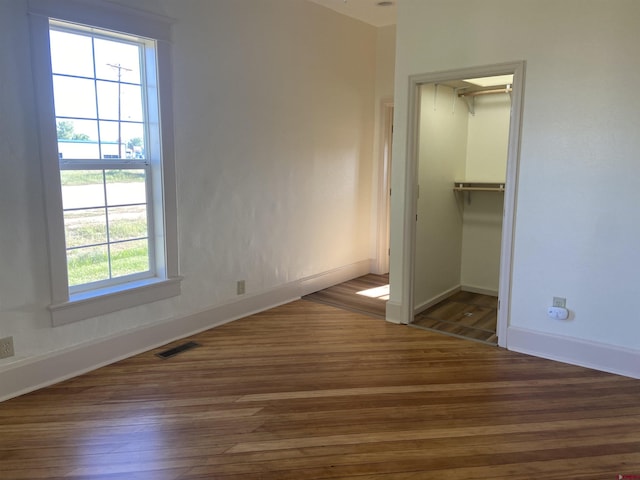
left=29, top=0, right=181, bottom=326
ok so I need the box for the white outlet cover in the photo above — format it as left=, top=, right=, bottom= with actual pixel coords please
left=547, top=306, right=569, bottom=320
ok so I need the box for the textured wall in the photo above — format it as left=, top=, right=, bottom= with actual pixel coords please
left=0, top=0, right=378, bottom=370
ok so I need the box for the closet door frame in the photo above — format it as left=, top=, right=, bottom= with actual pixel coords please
left=398, top=61, right=525, bottom=348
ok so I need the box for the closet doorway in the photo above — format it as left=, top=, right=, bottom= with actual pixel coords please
left=406, top=63, right=524, bottom=347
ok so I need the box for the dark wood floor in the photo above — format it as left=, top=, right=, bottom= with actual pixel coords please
left=1, top=300, right=640, bottom=479
left=413, top=291, right=498, bottom=345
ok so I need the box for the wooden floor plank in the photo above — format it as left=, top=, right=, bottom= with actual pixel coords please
left=413, top=291, right=499, bottom=344
left=1, top=300, right=639, bottom=479
left=304, top=275, right=499, bottom=344
left=302, top=273, right=389, bottom=319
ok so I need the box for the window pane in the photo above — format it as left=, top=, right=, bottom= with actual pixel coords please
left=58, top=139, right=101, bottom=160
left=60, top=170, right=106, bottom=210
left=98, top=121, right=145, bottom=159
left=94, top=39, right=141, bottom=84
left=105, top=169, right=147, bottom=206
left=120, top=84, right=143, bottom=122
left=98, top=120, right=119, bottom=143
left=97, top=81, right=143, bottom=124
left=53, top=76, right=97, bottom=119
left=57, top=119, right=99, bottom=159
left=121, top=123, right=145, bottom=159
left=64, top=208, right=107, bottom=248
left=108, top=205, right=148, bottom=242
left=57, top=119, right=98, bottom=141
left=111, top=239, right=149, bottom=278
left=96, top=80, right=119, bottom=120
left=50, top=30, right=94, bottom=78
left=67, top=245, right=109, bottom=286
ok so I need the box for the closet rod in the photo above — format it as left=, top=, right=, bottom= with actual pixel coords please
left=459, top=86, right=512, bottom=98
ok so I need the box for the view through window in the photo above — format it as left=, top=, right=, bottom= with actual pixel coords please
left=50, top=22, right=154, bottom=292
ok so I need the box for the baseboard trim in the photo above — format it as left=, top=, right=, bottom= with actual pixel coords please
left=461, top=285, right=499, bottom=297
left=299, top=260, right=371, bottom=296
left=413, top=286, right=461, bottom=316
left=507, top=326, right=640, bottom=379
left=0, top=260, right=371, bottom=402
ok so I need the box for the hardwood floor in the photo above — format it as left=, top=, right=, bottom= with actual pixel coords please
left=413, top=291, right=498, bottom=345
left=1, top=300, right=640, bottom=479
left=304, top=276, right=498, bottom=345
left=303, top=273, right=389, bottom=319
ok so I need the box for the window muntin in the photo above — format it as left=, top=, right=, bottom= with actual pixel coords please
left=49, top=21, right=156, bottom=293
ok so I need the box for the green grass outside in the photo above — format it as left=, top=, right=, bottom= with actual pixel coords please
left=64, top=211, right=148, bottom=247
left=61, top=168, right=150, bottom=286
left=67, top=241, right=149, bottom=286
left=61, top=169, right=145, bottom=186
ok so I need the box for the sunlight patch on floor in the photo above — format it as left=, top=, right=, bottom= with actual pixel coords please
left=356, top=284, right=389, bottom=300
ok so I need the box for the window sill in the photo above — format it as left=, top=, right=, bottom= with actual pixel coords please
left=49, top=276, right=182, bottom=327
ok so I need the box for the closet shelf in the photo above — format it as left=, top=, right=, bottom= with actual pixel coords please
left=453, top=182, right=505, bottom=192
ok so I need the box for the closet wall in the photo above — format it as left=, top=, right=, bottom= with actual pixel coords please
left=460, top=94, right=511, bottom=293
left=415, top=84, right=510, bottom=311
left=415, top=84, right=467, bottom=311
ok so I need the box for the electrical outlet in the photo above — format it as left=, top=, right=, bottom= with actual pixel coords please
left=237, top=280, right=245, bottom=295
left=553, top=297, right=566, bottom=308
left=0, top=336, right=15, bottom=359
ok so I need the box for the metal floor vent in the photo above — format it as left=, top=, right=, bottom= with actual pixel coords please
left=156, top=341, right=201, bottom=359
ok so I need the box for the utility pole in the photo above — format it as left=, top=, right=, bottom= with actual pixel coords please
left=107, top=63, right=132, bottom=158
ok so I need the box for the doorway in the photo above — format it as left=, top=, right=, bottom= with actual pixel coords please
left=374, top=101, right=394, bottom=275
left=402, top=62, right=525, bottom=348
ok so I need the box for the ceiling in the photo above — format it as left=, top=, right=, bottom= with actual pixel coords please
left=308, top=0, right=397, bottom=27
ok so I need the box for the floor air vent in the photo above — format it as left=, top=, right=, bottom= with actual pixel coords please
left=156, top=341, right=200, bottom=359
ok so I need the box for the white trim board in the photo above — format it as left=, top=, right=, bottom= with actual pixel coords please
left=461, top=285, right=499, bottom=297
left=507, top=326, right=640, bottom=380
left=0, top=260, right=371, bottom=402
left=413, top=286, right=461, bottom=317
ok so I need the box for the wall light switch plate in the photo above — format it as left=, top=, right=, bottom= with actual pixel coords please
left=0, top=336, right=14, bottom=359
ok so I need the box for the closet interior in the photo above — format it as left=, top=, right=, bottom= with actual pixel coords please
left=411, top=75, right=512, bottom=344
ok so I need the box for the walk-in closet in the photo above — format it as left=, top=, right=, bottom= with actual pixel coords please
left=412, top=75, right=513, bottom=344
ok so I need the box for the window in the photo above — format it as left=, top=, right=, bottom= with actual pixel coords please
left=52, top=22, right=154, bottom=292
left=29, top=1, right=180, bottom=325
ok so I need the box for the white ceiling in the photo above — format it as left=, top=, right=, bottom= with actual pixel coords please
left=308, top=0, right=397, bottom=27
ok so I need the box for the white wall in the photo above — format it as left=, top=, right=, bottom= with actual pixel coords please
left=375, top=26, right=396, bottom=101
left=370, top=25, right=396, bottom=271
left=460, top=94, right=510, bottom=293
left=465, top=94, right=510, bottom=182
left=0, top=0, right=381, bottom=399
left=414, top=84, right=467, bottom=309
left=389, top=0, right=640, bottom=375
left=459, top=193, right=503, bottom=294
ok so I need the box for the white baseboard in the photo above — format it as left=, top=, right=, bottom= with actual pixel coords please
left=413, top=285, right=461, bottom=316
left=0, top=260, right=371, bottom=402
left=461, top=285, right=498, bottom=297
left=507, top=326, right=640, bottom=379
left=298, top=260, right=371, bottom=296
